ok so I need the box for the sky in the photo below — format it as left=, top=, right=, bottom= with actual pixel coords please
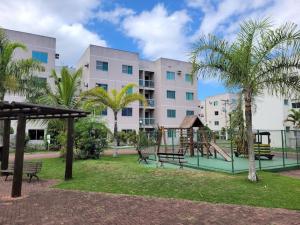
left=0, top=0, right=299, bottom=100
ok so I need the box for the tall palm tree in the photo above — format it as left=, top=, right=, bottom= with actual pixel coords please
left=191, top=18, right=300, bottom=181
left=37, top=67, right=83, bottom=109
left=285, top=109, right=300, bottom=128
left=0, top=28, right=44, bottom=145
left=82, top=83, right=147, bottom=155
left=0, top=29, right=44, bottom=100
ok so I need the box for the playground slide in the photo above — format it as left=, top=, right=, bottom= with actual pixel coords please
left=209, top=142, right=232, bottom=162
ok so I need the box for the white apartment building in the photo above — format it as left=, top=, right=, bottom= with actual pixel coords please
left=3, top=29, right=57, bottom=144
left=199, top=93, right=238, bottom=131
left=77, top=45, right=199, bottom=133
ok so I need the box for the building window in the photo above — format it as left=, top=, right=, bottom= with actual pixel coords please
left=122, top=85, right=133, bottom=94
left=186, top=110, right=194, bottom=116
left=122, top=107, right=132, bottom=116
left=122, top=65, right=133, bottom=74
left=284, top=99, right=289, bottom=105
left=28, top=129, right=44, bottom=140
left=185, top=74, right=192, bottom=83
left=214, top=121, right=219, bottom=126
left=96, top=83, right=108, bottom=91
left=292, top=102, right=300, bottom=108
left=166, top=90, right=176, bottom=99
left=32, top=51, right=48, bottom=63
left=167, top=109, right=176, bottom=118
left=215, top=111, right=219, bottom=116
left=166, top=71, right=175, bottom=80
left=96, top=61, right=108, bottom=71
left=100, top=109, right=107, bottom=116
left=167, top=129, right=176, bottom=138
left=213, top=101, right=218, bottom=106
left=186, top=92, right=194, bottom=100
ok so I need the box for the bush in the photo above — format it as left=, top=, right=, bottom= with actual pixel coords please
left=74, top=118, right=109, bottom=159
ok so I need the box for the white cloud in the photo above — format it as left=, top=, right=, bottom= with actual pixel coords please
left=97, top=6, right=135, bottom=24
left=0, top=0, right=107, bottom=66
left=122, top=4, right=191, bottom=60
left=187, top=0, right=300, bottom=41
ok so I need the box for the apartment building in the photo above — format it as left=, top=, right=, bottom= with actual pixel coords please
left=3, top=29, right=57, bottom=143
left=77, top=45, right=198, bottom=133
left=199, top=93, right=238, bottom=131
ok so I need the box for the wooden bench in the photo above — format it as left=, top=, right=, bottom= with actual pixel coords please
left=137, top=149, right=150, bottom=164
left=0, top=161, right=42, bottom=182
left=157, top=153, right=187, bottom=168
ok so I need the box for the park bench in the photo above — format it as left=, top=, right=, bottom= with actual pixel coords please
left=0, top=161, right=42, bottom=182
left=137, top=149, right=150, bottom=164
left=157, top=152, right=187, bottom=168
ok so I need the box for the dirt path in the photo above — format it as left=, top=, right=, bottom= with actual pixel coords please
left=0, top=177, right=299, bottom=225
left=279, top=169, right=300, bottom=179
left=9, top=152, right=60, bottom=161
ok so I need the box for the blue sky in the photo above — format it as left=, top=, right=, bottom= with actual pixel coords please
left=0, top=0, right=299, bottom=100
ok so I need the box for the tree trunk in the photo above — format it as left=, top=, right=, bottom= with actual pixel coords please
left=244, top=91, right=258, bottom=182
left=113, top=111, right=118, bottom=157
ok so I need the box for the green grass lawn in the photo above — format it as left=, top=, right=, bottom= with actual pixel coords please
left=40, top=155, right=300, bottom=210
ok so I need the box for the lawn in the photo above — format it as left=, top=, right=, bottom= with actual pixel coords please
left=40, top=155, right=300, bottom=210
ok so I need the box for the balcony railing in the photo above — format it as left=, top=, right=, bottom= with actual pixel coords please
left=140, top=118, right=155, bottom=126
left=139, top=79, right=154, bottom=88
left=140, top=99, right=155, bottom=107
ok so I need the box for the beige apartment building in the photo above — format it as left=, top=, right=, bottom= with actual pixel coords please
left=3, top=29, right=57, bottom=144
left=199, top=93, right=238, bottom=132
left=77, top=45, right=199, bottom=133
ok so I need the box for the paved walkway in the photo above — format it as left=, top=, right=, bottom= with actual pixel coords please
left=0, top=177, right=299, bottom=225
left=9, top=152, right=60, bottom=161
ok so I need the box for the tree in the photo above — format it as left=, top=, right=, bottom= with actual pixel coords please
left=191, top=18, right=300, bottom=181
left=0, top=28, right=44, bottom=144
left=37, top=67, right=82, bottom=109
left=285, top=109, right=300, bottom=128
left=82, top=83, right=147, bottom=156
left=0, top=29, right=44, bottom=100
left=37, top=67, right=83, bottom=154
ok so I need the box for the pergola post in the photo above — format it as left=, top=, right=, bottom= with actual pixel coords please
left=65, top=117, right=74, bottom=180
left=190, top=128, right=194, bottom=157
left=12, top=115, right=26, bottom=198
left=1, top=119, right=11, bottom=174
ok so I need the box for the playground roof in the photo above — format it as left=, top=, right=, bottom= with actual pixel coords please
left=0, top=101, right=89, bottom=120
left=180, top=115, right=205, bottom=129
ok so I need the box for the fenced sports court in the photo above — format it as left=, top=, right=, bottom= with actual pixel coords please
left=140, top=128, right=300, bottom=174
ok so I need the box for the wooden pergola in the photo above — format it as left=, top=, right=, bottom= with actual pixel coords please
left=0, top=101, right=89, bottom=198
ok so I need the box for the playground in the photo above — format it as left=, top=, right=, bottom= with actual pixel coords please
left=139, top=116, right=300, bottom=173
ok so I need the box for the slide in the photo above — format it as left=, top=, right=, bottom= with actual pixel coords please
left=209, top=142, right=232, bottom=162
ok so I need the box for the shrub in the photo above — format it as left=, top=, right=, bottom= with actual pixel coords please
left=74, top=118, right=109, bottom=159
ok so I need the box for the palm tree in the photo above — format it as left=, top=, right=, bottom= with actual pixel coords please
left=0, top=29, right=44, bottom=100
left=37, top=67, right=83, bottom=153
left=0, top=28, right=44, bottom=145
left=82, top=83, right=147, bottom=156
left=285, top=109, right=300, bottom=128
left=191, top=18, right=300, bottom=181
left=37, top=67, right=82, bottom=109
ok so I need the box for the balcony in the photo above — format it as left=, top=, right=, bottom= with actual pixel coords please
left=139, top=79, right=154, bottom=88
left=140, top=99, right=155, bottom=108
left=139, top=117, right=155, bottom=126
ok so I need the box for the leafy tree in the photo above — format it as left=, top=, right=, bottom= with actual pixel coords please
left=74, top=117, right=109, bottom=159
left=285, top=109, right=300, bottom=128
left=82, top=83, right=147, bottom=156
left=191, top=18, right=300, bottom=181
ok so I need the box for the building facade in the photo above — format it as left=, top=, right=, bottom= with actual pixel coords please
left=199, top=93, right=238, bottom=131
left=3, top=29, right=57, bottom=145
left=77, top=45, right=199, bottom=132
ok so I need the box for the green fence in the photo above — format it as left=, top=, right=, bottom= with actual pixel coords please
left=140, top=128, right=300, bottom=174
